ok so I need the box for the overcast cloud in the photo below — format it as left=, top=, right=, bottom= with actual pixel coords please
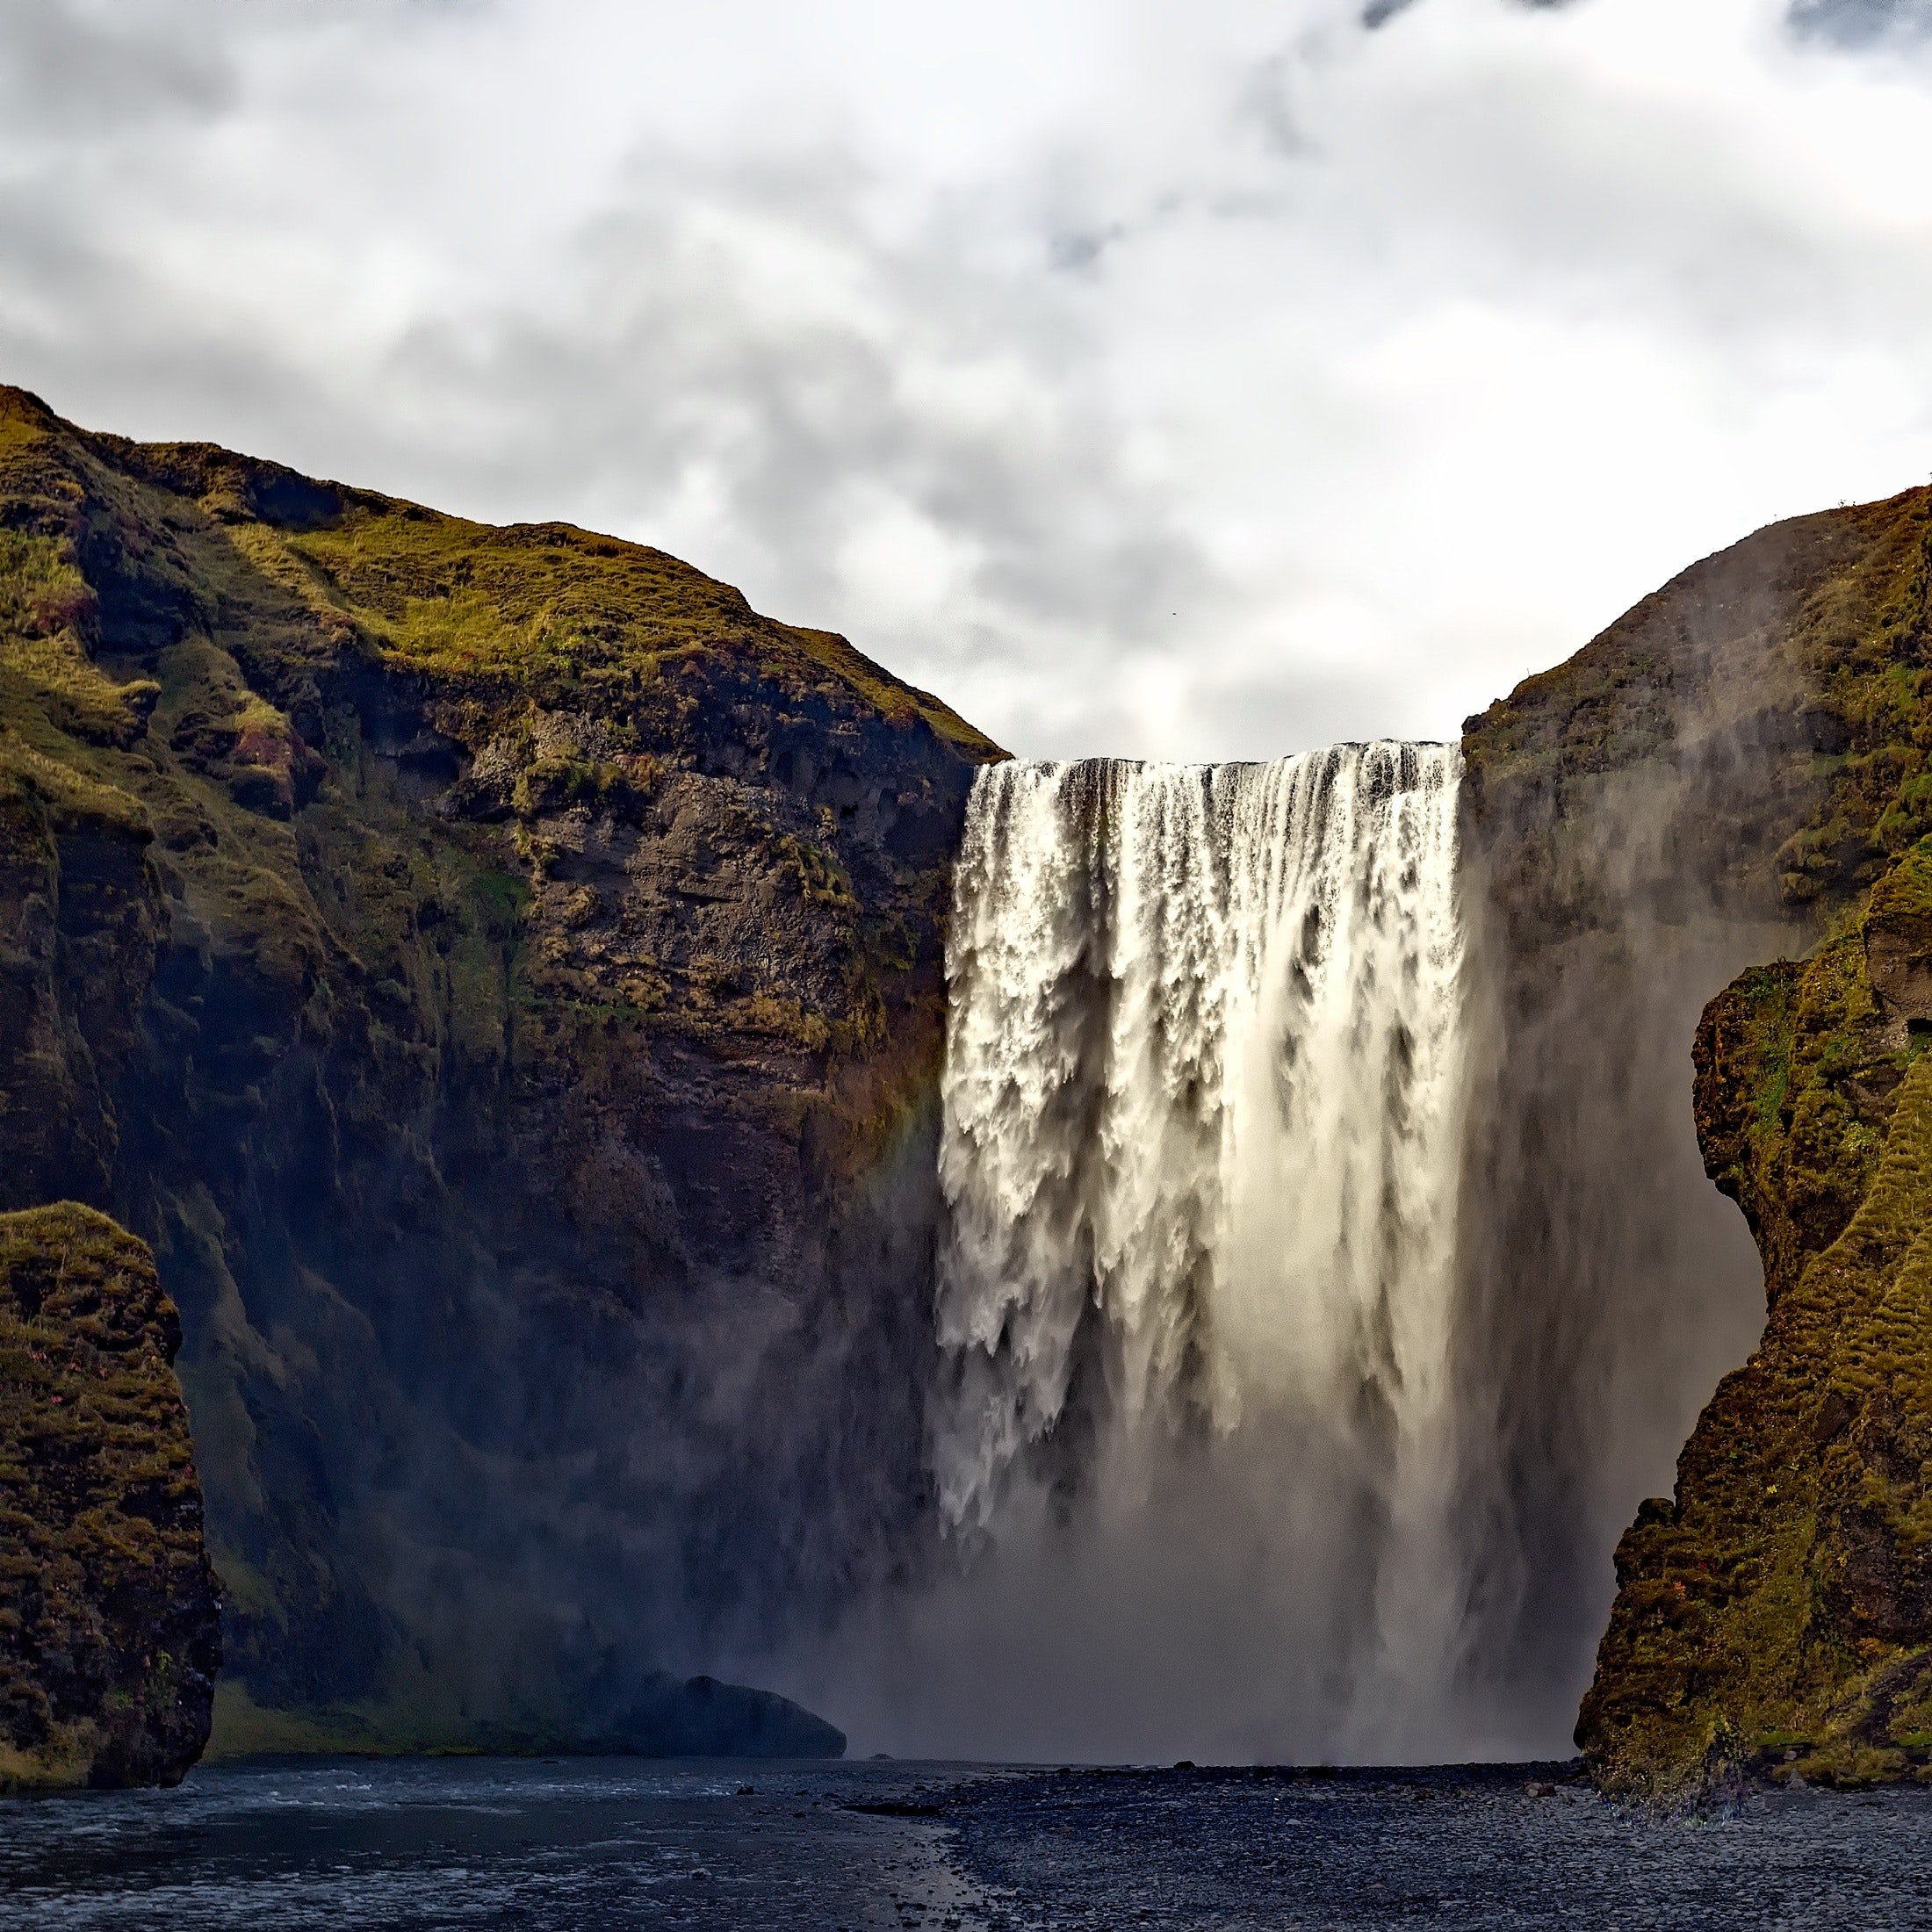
left=3, top=0, right=1930, bottom=757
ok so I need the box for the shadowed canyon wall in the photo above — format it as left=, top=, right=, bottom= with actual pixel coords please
left=1450, top=515, right=1840, bottom=1747
left=1460, top=484, right=1932, bottom=1788
left=1570, top=487, right=1932, bottom=1795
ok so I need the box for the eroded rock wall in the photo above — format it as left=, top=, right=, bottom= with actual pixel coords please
left=0, top=1203, right=220, bottom=1790
left=1575, top=490, right=1932, bottom=1794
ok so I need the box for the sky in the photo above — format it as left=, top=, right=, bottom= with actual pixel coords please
left=3, top=0, right=1930, bottom=760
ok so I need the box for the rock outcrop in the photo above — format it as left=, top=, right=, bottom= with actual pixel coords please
left=583, top=1672, right=847, bottom=1759
left=0, top=384, right=998, bottom=1762
left=0, top=1203, right=220, bottom=1789
left=1459, top=478, right=1932, bottom=1795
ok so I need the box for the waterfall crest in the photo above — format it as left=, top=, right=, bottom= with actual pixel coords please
left=931, top=742, right=1472, bottom=1758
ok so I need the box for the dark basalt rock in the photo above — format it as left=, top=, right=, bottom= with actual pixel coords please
left=0, top=1202, right=221, bottom=1790
left=586, top=1674, right=847, bottom=1759
left=18, top=365, right=1931, bottom=1797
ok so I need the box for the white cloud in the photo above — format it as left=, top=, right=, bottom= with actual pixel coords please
left=2, top=0, right=1930, bottom=757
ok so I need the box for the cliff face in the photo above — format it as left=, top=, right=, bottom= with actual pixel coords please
left=18, top=367, right=1931, bottom=1788
left=1458, top=478, right=1932, bottom=1793
left=0, top=1203, right=220, bottom=1789
left=1452, top=497, right=1885, bottom=1740
left=1571, top=484, right=1932, bottom=1795
left=0, top=385, right=998, bottom=1756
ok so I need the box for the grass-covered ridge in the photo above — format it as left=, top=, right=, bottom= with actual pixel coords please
left=290, top=507, right=992, bottom=747
left=105, top=416, right=998, bottom=758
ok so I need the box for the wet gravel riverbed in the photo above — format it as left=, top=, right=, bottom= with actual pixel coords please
left=943, top=1763, right=1932, bottom=1929
left=3, top=1755, right=1929, bottom=1928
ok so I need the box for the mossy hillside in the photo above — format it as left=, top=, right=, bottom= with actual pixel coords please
left=0, top=1202, right=220, bottom=1791
left=0, top=373, right=988, bottom=1175
left=73, top=394, right=992, bottom=1072
left=1464, top=487, right=1931, bottom=941
left=1452, top=490, right=1932, bottom=1740
left=1577, top=898, right=1932, bottom=1793
left=0, top=529, right=157, bottom=748
left=276, top=501, right=996, bottom=756
left=0, top=384, right=997, bottom=1754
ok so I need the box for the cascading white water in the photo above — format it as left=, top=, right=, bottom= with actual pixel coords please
left=930, top=742, right=1471, bottom=1759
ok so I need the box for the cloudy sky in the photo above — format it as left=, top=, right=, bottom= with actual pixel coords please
left=3, top=0, right=1929, bottom=758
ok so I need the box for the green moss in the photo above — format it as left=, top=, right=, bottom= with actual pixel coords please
left=0, top=726, right=150, bottom=840
left=0, top=1204, right=220, bottom=1791
left=775, top=830, right=859, bottom=912
left=1584, top=838, right=1932, bottom=1798
left=468, top=866, right=530, bottom=934
left=282, top=505, right=1000, bottom=757
left=1562, top=493, right=1932, bottom=1802
left=204, top=1681, right=389, bottom=1759
left=0, top=530, right=162, bottom=750
left=1774, top=510, right=1932, bottom=905
left=0, top=527, right=93, bottom=638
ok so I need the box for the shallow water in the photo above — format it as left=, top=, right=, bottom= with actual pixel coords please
left=3, top=1756, right=1930, bottom=1929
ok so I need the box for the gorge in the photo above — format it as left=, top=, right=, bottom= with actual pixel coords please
left=4, top=384, right=1932, bottom=1796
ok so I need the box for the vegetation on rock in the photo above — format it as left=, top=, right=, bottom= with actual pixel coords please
left=1451, top=490, right=1924, bottom=1747
left=0, top=1202, right=220, bottom=1790
left=20, top=361, right=1930, bottom=1794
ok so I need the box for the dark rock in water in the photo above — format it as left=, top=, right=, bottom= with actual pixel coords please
left=0, top=1204, right=222, bottom=1789
left=589, top=1674, right=845, bottom=1759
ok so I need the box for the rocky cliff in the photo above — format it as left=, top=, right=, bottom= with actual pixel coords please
left=0, top=1202, right=220, bottom=1789
left=1459, top=479, right=1932, bottom=1794
left=0, top=385, right=998, bottom=1760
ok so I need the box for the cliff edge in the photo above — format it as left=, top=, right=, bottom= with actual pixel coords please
left=1460, top=479, right=1932, bottom=1783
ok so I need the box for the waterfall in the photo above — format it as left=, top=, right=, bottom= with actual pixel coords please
left=929, top=742, right=1472, bottom=1760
